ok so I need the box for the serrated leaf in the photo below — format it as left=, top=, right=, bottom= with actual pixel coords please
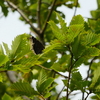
left=48, top=20, right=67, bottom=43
left=0, top=44, right=4, bottom=55
left=0, top=55, right=9, bottom=66
left=71, top=36, right=87, bottom=59
left=70, top=15, right=84, bottom=25
left=81, top=32, right=100, bottom=46
left=67, top=24, right=84, bottom=43
left=42, top=40, right=62, bottom=56
left=51, top=63, right=66, bottom=72
left=90, top=65, right=100, bottom=88
left=82, top=47, right=100, bottom=58
left=73, top=57, right=86, bottom=68
left=70, top=72, right=83, bottom=91
left=37, top=69, right=47, bottom=90
left=10, top=34, right=29, bottom=59
left=3, top=42, right=10, bottom=55
left=2, top=93, right=13, bottom=100
left=11, top=82, right=38, bottom=96
left=56, top=12, right=67, bottom=34
left=39, top=78, right=54, bottom=93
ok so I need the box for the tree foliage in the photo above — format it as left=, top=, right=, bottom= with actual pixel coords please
left=0, top=0, right=100, bottom=100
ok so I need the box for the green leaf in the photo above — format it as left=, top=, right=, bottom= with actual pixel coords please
left=70, top=15, right=84, bottom=25
left=0, top=55, right=9, bottom=66
left=0, top=73, right=3, bottom=82
left=48, top=12, right=69, bottom=43
left=0, top=44, right=4, bottom=55
left=2, top=93, right=13, bottom=100
left=39, top=78, right=54, bottom=93
left=81, top=32, right=100, bottom=46
left=3, top=42, right=10, bottom=55
left=0, top=1, right=8, bottom=16
left=70, top=72, right=84, bottom=91
left=11, top=82, right=38, bottom=96
left=82, top=47, right=100, bottom=58
left=90, top=63, right=100, bottom=88
left=67, top=24, right=84, bottom=43
left=48, top=20, right=67, bottom=43
left=44, top=92, right=51, bottom=98
left=56, top=12, right=67, bottom=34
left=71, top=36, right=87, bottom=59
left=51, top=63, right=66, bottom=72
left=1, top=7, right=8, bottom=16
left=42, top=40, right=63, bottom=56
left=10, top=34, right=29, bottom=59
left=37, top=69, right=48, bottom=90
left=73, top=57, right=86, bottom=68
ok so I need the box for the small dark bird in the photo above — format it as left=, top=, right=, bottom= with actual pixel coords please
left=30, top=36, right=44, bottom=54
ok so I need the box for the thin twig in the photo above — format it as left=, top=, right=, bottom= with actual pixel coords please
left=84, top=91, right=91, bottom=100
left=56, top=86, right=65, bottom=100
left=66, top=45, right=74, bottom=100
left=85, top=57, right=95, bottom=80
left=37, top=0, right=41, bottom=29
left=53, top=70, right=68, bottom=78
left=37, top=64, right=51, bottom=71
left=37, top=65, right=68, bottom=78
left=41, top=0, right=57, bottom=35
left=82, top=91, right=85, bottom=100
left=5, top=0, right=39, bottom=34
left=82, top=57, right=95, bottom=99
left=73, top=0, right=78, bottom=17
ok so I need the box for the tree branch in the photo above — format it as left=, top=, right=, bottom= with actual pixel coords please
left=85, top=57, right=96, bottom=80
left=84, top=91, right=91, bottom=100
left=41, top=0, right=57, bottom=35
left=37, top=0, right=41, bottom=30
left=56, top=86, right=65, bottom=100
left=82, top=57, right=96, bottom=99
left=5, top=0, right=39, bottom=34
left=37, top=65, right=68, bottom=78
left=66, top=45, right=74, bottom=100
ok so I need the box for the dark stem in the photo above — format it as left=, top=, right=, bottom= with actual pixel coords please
left=37, top=65, right=68, bottom=78
left=82, top=57, right=96, bottom=100
left=85, top=57, right=95, bottom=80
left=5, top=0, right=39, bottom=35
left=37, top=0, right=41, bottom=30
left=56, top=86, right=65, bottom=100
left=41, top=0, right=57, bottom=35
left=82, top=91, right=85, bottom=100
left=84, top=91, right=91, bottom=100
left=73, top=0, right=78, bottom=16
left=66, top=45, right=74, bottom=100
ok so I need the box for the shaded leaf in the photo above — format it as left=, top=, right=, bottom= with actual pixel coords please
left=0, top=55, right=9, bottom=66
left=37, top=69, right=47, bottom=90
left=11, top=82, right=38, bottom=96
left=2, top=93, right=12, bottom=100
